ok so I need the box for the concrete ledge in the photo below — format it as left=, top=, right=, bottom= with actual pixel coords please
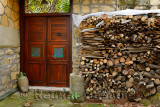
left=0, top=88, right=18, bottom=101
left=29, top=86, right=70, bottom=91
left=0, top=25, right=20, bottom=48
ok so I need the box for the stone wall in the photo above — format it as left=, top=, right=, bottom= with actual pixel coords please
left=0, top=0, right=19, bottom=29
left=72, top=0, right=160, bottom=74
left=0, top=48, right=20, bottom=96
left=0, top=0, right=20, bottom=100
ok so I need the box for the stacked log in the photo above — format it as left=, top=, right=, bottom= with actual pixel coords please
left=79, top=13, right=160, bottom=101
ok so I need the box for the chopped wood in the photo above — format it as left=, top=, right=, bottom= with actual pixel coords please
left=80, top=13, right=160, bottom=101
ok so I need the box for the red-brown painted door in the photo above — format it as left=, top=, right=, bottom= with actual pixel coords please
left=25, top=17, right=47, bottom=86
left=24, top=16, right=70, bottom=87
left=47, top=17, right=69, bottom=87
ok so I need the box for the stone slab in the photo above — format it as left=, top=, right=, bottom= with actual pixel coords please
left=70, top=73, right=85, bottom=103
left=0, top=88, right=18, bottom=101
left=0, top=25, right=20, bottom=48
left=29, top=86, right=70, bottom=91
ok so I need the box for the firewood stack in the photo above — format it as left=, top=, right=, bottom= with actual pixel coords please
left=79, top=13, right=160, bottom=101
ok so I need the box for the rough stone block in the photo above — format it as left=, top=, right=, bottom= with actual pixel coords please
left=70, top=73, right=85, bottom=103
left=14, top=20, right=20, bottom=30
left=15, top=47, right=20, bottom=54
left=2, top=76, right=10, bottom=85
left=102, top=98, right=114, bottom=104
left=81, top=6, right=90, bottom=14
left=5, top=7, right=11, bottom=18
left=11, top=11, right=19, bottom=22
left=11, top=64, right=17, bottom=72
left=0, top=49, right=4, bottom=56
left=12, top=1, right=19, bottom=13
left=73, top=4, right=80, bottom=13
left=1, top=14, right=8, bottom=27
left=0, top=2, right=4, bottom=14
left=73, top=0, right=80, bottom=4
left=1, top=0, right=8, bottom=7
left=0, top=91, right=5, bottom=97
left=92, top=0, right=98, bottom=4
left=105, top=0, right=116, bottom=4
left=115, top=98, right=128, bottom=105
left=100, top=6, right=115, bottom=12
left=13, top=83, right=17, bottom=88
left=8, top=83, right=13, bottom=89
left=92, top=8, right=99, bottom=13
left=83, top=0, right=90, bottom=4
left=8, top=19, right=15, bottom=29
left=2, top=58, right=7, bottom=66
left=73, top=59, right=80, bottom=65
left=11, top=71, right=19, bottom=80
left=73, top=48, right=78, bottom=58
left=8, top=57, right=13, bottom=64
left=86, top=99, right=102, bottom=103
left=99, top=0, right=104, bottom=3
left=5, top=49, right=14, bottom=55
left=73, top=28, right=80, bottom=37
left=8, top=0, right=13, bottom=9
left=150, top=0, right=160, bottom=5
left=73, top=38, right=77, bottom=47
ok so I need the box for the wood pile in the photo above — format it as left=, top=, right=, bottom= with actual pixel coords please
left=79, top=13, right=160, bottom=101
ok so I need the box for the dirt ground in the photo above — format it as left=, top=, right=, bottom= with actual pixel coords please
left=0, top=91, right=153, bottom=107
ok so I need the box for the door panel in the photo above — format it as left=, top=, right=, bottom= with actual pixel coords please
left=27, top=17, right=46, bottom=42
left=49, top=44, right=68, bottom=60
left=49, top=17, right=68, bottom=41
left=47, top=64, right=67, bottom=87
left=27, top=63, right=46, bottom=85
left=25, top=17, right=46, bottom=86
left=47, top=17, right=69, bottom=87
left=28, top=43, right=46, bottom=61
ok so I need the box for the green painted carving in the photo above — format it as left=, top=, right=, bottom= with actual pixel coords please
left=31, top=47, right=41, bottom=57
left=54, top=47, right=64, bottom=58
left=25, top=0, right=70, bottom=13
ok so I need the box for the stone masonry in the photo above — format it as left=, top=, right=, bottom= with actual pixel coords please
left=0, top=0, right=19, bottom=30
left=72, top=0, right=160, bottom=74
left=0, top=0, right=20, bottom=99
left=0, top=48, right=20, bottom=96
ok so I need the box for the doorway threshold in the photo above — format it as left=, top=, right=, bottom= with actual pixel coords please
left=29, top=86, right=70, bottom=91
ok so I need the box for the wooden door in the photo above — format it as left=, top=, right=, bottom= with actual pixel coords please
left=47, top=17, right=69, bottom=87
left=25, top=17, right=47, bottom=86
left=24, top=16, right=70, bottom=87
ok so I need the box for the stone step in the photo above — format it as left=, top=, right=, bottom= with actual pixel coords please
left=29, top=86, right=70, bottom=91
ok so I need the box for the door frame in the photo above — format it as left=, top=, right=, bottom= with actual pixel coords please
left=19, top=0, right=73, bottom=87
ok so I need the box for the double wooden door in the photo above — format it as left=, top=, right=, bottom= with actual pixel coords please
left=24, top=16, right=71, bottom=87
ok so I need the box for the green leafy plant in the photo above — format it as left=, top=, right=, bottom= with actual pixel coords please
left=71, top=92, right=80, bottom=100
left=142, top=91, right=151, bottom=97
left=144, top=93, right=151, bottom=97
left=26, top=0, right=70, bottom=13
left=63, top=88, right=67, bottom=94
left=55, top=0, right=70, bottom=13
